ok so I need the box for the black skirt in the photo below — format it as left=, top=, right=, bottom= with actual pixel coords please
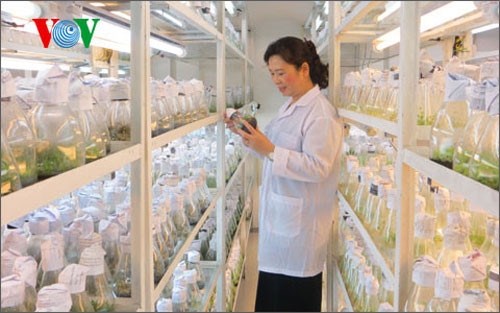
left=254, top=270, right=322, bottom=312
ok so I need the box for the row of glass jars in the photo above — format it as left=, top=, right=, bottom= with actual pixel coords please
left=0, top=67, right=213, bottom=195
left=429, top=59, right=499, bottom=190
left=338, top=213, right=395, bottom=312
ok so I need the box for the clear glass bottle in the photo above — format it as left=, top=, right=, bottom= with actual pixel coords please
left=31, top=65, right=85, bottom=179
left=58, top=264, right=95, bottom=312
left=1, top=275, right=27, bottom=312
left=99, top=219, right=121, bottom=278
left=404, top=256, right=439, bottom=312
left=1, top=70, right=37, bottom=187
left=184, top=269, right=202, bottom=311
left=68, top=72, right=107, bottom=163
left=488, top=265, right=499, bottom=311
left=26, top=215, right=51, bottom=264
left=179, top=180, right=201, bottom=226
left=452, top=80, right=489, bottom=176
left=457, top=289, right=492, bottom=312
left=36, top=283, right=72, bottom=312
left=187, top=250, right=205, bottom=290
left=0, top=129, right=22, bottom=195
left=436, top=224, right=469, bottom=268
left=38, top=233, right=65, bottom=291
left=80, top=244, right=115, bottom=312
left=156, top=297, right=173, bottom=312
left=170, top=192, right=191, bottom=244
left=107, top=80, right=131, bottom=141
left=468, top=80, right=499, bottom=190
left=425, top=263, right=464, bottom=312
left=12, top=256, right=38, bottom=312
left=429, top=72, right=471, bottom=168
left=164, top=78, right=184, bottom=128
left=361, top=274, right=380, bottom=312
left=414, top=212, right=438, bottom=259
left=382, top=188, right=397, bottom=266
left=153, top=213, right=170, bottom=269
left=172, top=286, right=188, bottom=312
left=113, top=235, right=132, bottom=298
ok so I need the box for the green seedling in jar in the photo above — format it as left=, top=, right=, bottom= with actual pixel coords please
left=1, top=156, right=21, bottom=195
left=36, top=146, right=81, bottom=179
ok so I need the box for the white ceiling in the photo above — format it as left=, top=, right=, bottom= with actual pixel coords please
left=243, top=1, right=315, bottom=31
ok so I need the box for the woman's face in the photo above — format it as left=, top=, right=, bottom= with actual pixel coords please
left=267, top=55, right=311, bottom=102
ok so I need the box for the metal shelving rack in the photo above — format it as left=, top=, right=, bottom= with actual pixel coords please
left=0, top=1, right=255, bottom=312
left=326, top=1, right=499, bottom=312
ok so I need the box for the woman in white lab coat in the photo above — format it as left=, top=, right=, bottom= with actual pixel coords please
left=225, top=36, right=343, bottom=312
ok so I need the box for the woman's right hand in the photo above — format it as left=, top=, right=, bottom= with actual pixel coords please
left=223, top=112, right=239, bottom=135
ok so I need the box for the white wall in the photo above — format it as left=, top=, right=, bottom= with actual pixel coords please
left=249, top=20, right=308, bottom=128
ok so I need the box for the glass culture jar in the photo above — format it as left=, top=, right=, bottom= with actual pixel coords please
left=36, top=283, right=72, bottom=312
left=31, top=65, right=85, bottom=179
left=1, top=275, right=27, bottom=312
left=68, top=72, right=107, bottom=163
left=1, top=70, right=38, bottom=187
left=404, top=256, right=439, bottom=312
left=12, top=256, right=38, bottom=312
left=468, top=79, right=499, bottom=190
left=79, top=244, right=115, bottom=312
left=113, top=235, right=132, bottom=298
left=429, top=72, right=471, bottom=168
left=452, top=80, right=489, bottom=176
left=58, top=264, right=95, bottom=312
left=107, top=80, right=131, bottom=141
left=0, top=128, right=21, bottom=195
left=425, top=262, right=464, bottom=312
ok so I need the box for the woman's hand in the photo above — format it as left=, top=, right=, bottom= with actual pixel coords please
left=223, top=112, right=239, bottom=135
left=235, top=119, right=275, bottom=156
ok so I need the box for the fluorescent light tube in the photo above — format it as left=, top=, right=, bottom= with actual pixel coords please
left=225, top=1, right=235, bottom=16
left=111, top=10, right=131, bottom=21
left=323, top=2, right=329, bottom=16
left=471, top=23, right=499, bottom=34
left=82, top=14, right=186, bottom=56
left=0, top=1, right=41, bottom=19
left=1, top=57, right=70, bottom=71
left=377, top=1, right=401, bottom=22
left=153, top=9, right=185, bottom=28
left=374, top=1, right=478, bottom=51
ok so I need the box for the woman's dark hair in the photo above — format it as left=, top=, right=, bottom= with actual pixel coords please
left=263, top=36, right=329, bottom=89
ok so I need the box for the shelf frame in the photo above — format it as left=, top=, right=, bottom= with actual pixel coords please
left=0, top=144, right=142, bottom=226
left=152, top=115, right=218, bottom=149
left=404, top=146, right=499, bottom=218
left=338, top=192, right=396, bottom=286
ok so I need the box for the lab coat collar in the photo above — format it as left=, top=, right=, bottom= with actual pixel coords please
left=277, top=85, right=321, bottom=120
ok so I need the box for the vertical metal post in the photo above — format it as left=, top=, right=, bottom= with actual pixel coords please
left=242, top=8, right=249, bottom=105
left=395, top=1, right=419, bottom=310
left=216, top=1, right=227, bottom=311
left=130, top=2, right=153, bottom=312
left=327, top=2, right=341, bottom=312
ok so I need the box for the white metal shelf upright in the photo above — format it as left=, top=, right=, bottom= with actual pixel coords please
left=0, top=1, right=256, bottom=312
left=327, top=1, right=499, bottom=312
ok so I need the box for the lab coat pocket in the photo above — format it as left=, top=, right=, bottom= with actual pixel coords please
left=276, top=132, right=301, bottom=151
left=267, top=191, right=303, bottom=237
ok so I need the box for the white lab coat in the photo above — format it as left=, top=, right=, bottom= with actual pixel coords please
left=257, top=85, right=343, bottom=277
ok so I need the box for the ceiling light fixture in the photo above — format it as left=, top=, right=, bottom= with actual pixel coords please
left=152, top=9, right=185, bottom=29
left=1, top=56, right=70, bottom=71
left=471, top=23, right=499, bottom=34
left=374, top=1, right=478, bottom=51
left=0, top=1, right=41, bottom=20
left=82, top=14, right=186, bottom=57
left=377, top=1, right=401, bottom=22
left=225, top=1, right=235, bottom=16
left=111, top=10, right=131, bottom=21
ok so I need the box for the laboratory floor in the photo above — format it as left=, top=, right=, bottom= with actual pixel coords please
left=233, top=230, right=328, bottom=312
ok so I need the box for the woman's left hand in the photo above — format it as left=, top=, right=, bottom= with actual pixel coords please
left=235, top=119, right=275, bottom=156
